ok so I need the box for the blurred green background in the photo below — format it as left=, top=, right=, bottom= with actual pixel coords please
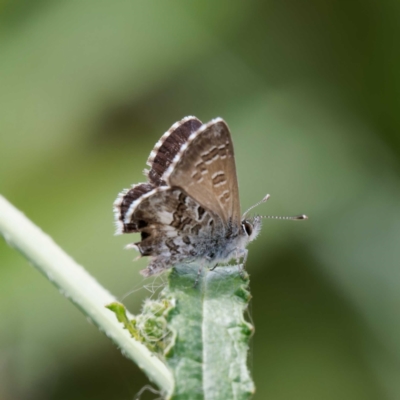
left=1, top=1, right=400, bottom=399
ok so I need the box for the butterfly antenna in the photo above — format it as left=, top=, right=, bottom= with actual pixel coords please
left=260, top=214, right=308, bottom=220
left=242, top=194, right=271, bottom=218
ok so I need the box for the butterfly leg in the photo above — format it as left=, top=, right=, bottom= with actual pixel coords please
left=125, top=243, right=143, bottom=262
left=236, top=249, right=248, bottom=280
left=140, top=258, right=169, bottom=277
left=193, top=264, right=203, bottom=288
left=209, top=263, right=219, bottom=271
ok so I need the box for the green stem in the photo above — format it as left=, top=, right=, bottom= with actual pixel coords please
left=0, top=195, right=173, bottom=394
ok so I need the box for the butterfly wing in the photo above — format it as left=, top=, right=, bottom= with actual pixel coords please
left=114, top=117, right=243, bottom=276
left=114, top=182, right=156, bottom=234
left=120, top=186, right=221, bottom=276
left=114, top=116, right=203, bottom=234
left=163, top=118, right=241, bottom=225
left=145, top=116, right=202, bottom=186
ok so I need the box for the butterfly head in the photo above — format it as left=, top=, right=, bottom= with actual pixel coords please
left=240, top=194, right=270, bottom=243
left=241, top=216, right=262, bottom=243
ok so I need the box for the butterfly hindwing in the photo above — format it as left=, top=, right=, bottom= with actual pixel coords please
left=121, top=186, right=219, bottom=276
left=114, top=182, right=155, bottom=234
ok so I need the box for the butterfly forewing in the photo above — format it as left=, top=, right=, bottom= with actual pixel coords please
left=164, top=118, right=241, bottom=225
left=146, top=116, right=202, bottom=186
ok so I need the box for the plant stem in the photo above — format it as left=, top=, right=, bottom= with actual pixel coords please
left=0, top=195, right=173, bottom=394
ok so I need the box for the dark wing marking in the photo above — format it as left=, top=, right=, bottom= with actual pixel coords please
left=113, top=182, right=155, bottom=234
left=145, top=116, right=202, bottom=186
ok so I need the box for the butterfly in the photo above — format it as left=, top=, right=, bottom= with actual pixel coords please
left=114, top=116, right=307, bottom=277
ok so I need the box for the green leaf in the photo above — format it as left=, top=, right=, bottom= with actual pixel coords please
left=107, top=264, right=255, bottom=399
left=107, top=299, right=173, bottom=356
left=164, top=264, right=255, bottom=400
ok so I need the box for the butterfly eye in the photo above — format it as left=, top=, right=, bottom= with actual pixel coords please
left=242, top=221, right=253, bottom=236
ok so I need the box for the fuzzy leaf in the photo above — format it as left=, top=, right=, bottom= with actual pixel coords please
left=107, top=264, right=255, bottom=399
left=164, top=264, right=255, bottom=400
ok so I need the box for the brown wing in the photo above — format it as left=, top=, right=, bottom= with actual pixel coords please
left=119, top=186, right=220, bottom=276
left=113, top=182, right=155, bottom=234
left=115, top=116, right=203, bottom=234
left=145, top=116, right=202, bottom=186
left=163, top=118, right=241, bottom=225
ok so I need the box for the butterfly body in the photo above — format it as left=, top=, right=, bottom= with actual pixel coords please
left=114, top=116, right=261, bottom=276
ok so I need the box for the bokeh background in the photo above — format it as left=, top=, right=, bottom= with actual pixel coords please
left=1, top=1, right=400, bottom=399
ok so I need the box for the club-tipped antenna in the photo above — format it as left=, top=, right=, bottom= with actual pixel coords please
left=242, top=194, right=271, bottom=218
left=260, top=214, right=308, bottom=220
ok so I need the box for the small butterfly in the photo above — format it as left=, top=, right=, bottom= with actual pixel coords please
left=114, top=116, right=307, bottom=277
